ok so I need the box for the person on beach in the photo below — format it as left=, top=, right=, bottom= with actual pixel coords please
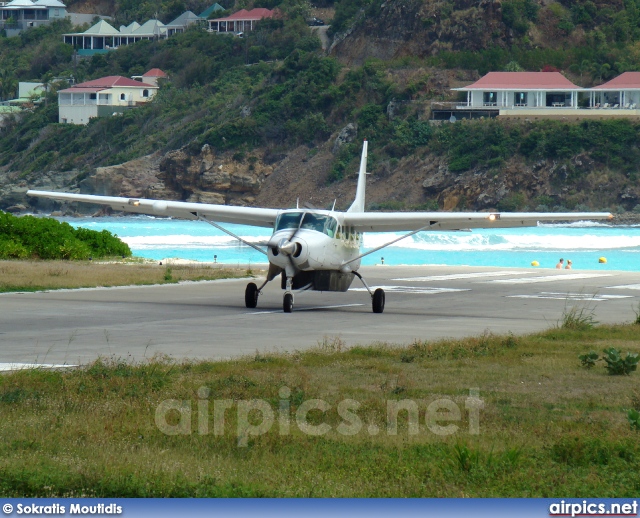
left=565, top=260, right=572, bottom=269
left=556, top=258, right=564, bottom=269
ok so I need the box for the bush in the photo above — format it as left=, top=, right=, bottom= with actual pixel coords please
left=0, top=212, right=131, bottom=260
left=602, top=347, right=639, bottom=376
left=628, top=409, right=640, bottom=431
left=579, top=351, right=599, bottom=369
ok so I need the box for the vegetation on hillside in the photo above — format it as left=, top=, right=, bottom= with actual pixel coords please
left=2, top=0, right=640, bottom=211
left=0, top=211, right=131, bottom=259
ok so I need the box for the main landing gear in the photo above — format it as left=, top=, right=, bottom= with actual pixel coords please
left=244, top=278, right=270, bottom=309
left=245, top=271, right=384, bottom=314
left=354, top=272, right=385, bottom=313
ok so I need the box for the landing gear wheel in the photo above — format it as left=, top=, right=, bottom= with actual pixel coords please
left=372, top=288, right=385, bottom=314
left=245, top=282, right=258, bottom=308
left=283, top=293, right=293, bottom=313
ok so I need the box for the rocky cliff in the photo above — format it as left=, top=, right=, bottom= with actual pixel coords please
left=10, top=125, right=638, bottom=217
left=330, top=0, right=509, bottom=66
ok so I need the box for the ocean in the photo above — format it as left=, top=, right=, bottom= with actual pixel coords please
left=60, top=216, right=640, bottom=272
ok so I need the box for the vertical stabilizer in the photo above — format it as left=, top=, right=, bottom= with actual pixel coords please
left=347, top=140, right=368, bottom=213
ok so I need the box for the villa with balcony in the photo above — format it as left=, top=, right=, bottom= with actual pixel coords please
left=0, top=0, right=66, bottom=37
left=207, top=8, right=276, bottom=34
left=58, top=74, right=159, bottom=125
left=434, top=71, right=640, bottom=121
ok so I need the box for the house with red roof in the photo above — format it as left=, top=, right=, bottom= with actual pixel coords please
left=439, top=71, right=640, bottom=121
left=131, top=68, right=168, bottom=87
left=58, top=73, right=160, bottom=125
left=589, top=72, right=640, bottom=109
left=208, top=7, right=276, bottom=34
left=453, top=72, right=583, bottom=111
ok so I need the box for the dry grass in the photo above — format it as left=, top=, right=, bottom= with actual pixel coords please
left=0, top=260, right=256, bottom=292
left=1, top=324, right=640, bottom=497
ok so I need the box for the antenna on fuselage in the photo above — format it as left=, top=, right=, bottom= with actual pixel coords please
left=296, top=197, right=299, bottom=209
left=331, top=199, right=336, bottom=211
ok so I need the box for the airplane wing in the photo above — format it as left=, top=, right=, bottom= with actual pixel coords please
left=26, top=191, right=279, bottom=228
left=342, top=211, right=613, bottom=232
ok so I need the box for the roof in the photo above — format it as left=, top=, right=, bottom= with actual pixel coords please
left=143, top=68, right=167, bottom=78
left=166, top=10, right=201, bottom=27
left=199, top=3, right=224, bottom=18
left=5, top=0, right=37, bottom=7
left=67, top=76, right=156, bottom=89
left=212, top=7, right=275, bottom=22
left=119, top=21, right=140, bottom=34
left=34, top=0, right=66, bottom=7
left=133, top=19, right=166, bottom=35
left=456, top=72, right=581, bottom=91
left=591, top=72, right=640, bottom=90
left=82, top=20, right=119, bottom=35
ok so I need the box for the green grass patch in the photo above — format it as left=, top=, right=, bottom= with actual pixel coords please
left=1, top=323, right=640, bottom=497
left=0, top=260, right=251, bottom=293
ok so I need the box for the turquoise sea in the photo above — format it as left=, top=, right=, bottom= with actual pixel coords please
left=60, top=216, right=640, bottom=272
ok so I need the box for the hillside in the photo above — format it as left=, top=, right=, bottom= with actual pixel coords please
left=1, top=0, right=640, bottom=215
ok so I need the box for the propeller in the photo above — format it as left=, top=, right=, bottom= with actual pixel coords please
left=267, top=212, right=305, bottom=276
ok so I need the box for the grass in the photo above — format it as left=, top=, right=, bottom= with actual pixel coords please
left=0, top=260, right=254, bottom=293
left=1, top=324, right=640, bottom=497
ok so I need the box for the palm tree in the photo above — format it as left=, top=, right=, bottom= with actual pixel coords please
left=590, top=62, right=612, bottom=83
left=0, top=69, right=18, bottom=101
left=569, top=59, right=592, bottom=84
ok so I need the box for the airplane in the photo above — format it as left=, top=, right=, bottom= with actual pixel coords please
left=27, top=141, right=613, bottom=313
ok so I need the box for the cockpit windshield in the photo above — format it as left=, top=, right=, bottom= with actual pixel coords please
left=274, top=212, right=338, bottom=238
left=275, top=212, right=304, bottom=231
left=300, top=213, right=338, bottom=238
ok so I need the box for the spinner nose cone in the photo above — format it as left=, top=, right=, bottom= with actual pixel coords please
left=278, top=238, right=297, bottom=256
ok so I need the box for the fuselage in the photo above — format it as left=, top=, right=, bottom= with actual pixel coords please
left=266, top=210, right=362, bottom=273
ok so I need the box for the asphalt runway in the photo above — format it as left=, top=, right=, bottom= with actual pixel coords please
left=1, top=264, right=640, bottom=366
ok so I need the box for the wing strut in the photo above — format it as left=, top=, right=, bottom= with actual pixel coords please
left=196, top=213, right=268, bottom=256
left=342, top=222, right=436, bottom=267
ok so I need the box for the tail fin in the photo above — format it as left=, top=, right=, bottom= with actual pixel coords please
left=347, top=140, right=368, bottom=213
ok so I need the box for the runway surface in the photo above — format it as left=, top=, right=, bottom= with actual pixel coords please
left=1, top=265, right=640, bottom=366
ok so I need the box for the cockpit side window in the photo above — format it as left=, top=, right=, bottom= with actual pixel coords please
left=275, top=212, right=304, bottom=231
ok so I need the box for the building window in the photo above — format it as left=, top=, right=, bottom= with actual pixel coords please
left=483, top=92, right=497, bottom=106
left=89, top=93, right=97, bottom=100
left=142, top=89, right=149, bottom=98
left=120, top=93, right=126, bottom=100
left=514, top=92, right=527, bottom=106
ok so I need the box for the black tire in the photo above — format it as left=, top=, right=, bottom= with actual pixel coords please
left=283, top=293, right=293, bottom=313
left=372, top=288, right=385, bottom=314
left=245, top=282, right=258, bottom=308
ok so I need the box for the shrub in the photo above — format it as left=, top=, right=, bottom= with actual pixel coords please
left=0, top=212, right=131, bottom=260
left=579, top=351, right=599, bottom=369
left=628, top=409, right=640, bottom=431
left=560, top=302, right=597, bottom=330
left=602, top=347, right=639, bottom=375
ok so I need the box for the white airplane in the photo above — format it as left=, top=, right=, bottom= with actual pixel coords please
left=28, top=141, right=612, bottom=313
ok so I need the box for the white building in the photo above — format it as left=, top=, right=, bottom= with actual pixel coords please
left=453, top=72, right=583, bottom=110
left=589, top=72, right=640, bottom=109
left=0, top=0, right=66, bottom=36
left=58, top=75, right=159, bottom=125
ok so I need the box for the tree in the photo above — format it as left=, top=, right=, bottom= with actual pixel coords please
left=504, top=61, right=524, bottom=72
